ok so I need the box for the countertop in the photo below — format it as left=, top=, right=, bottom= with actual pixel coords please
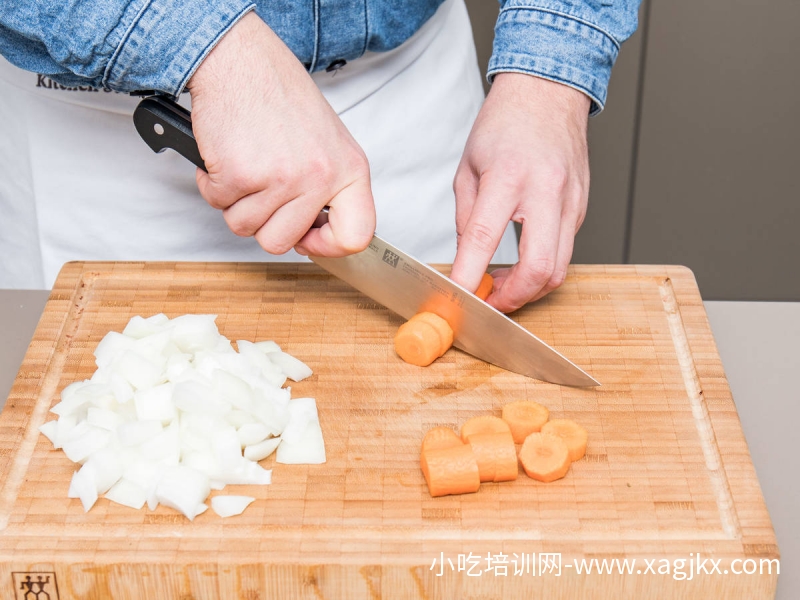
left=0, top=289, right=796, bottom=598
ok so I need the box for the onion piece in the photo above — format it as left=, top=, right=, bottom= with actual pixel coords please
left=68, top=466, right=98, bottom=512
left=38, top=420, right=59, bottom=446
left=211, top=495, right=255, bottom=518
left=62, top=426, right=111, bottom=464
left=94, top=332, right=135, bottom=368
left=276, top=421, right=326, bottom=465
left=117, top=420, right=162, bottom=447
left=86, top=406, right=125, bottom=431
left=253, top=340, right=281, bottom=354
left=154, top=465, right=211, bottom=521
left=267, top=352, right=313, bottom=382
left=280, top=398, right=320, bottom=444
left=244, top=437, right=281, bottom=462
left=115, top=350, right=164, bottom=391
left=170, top=314, right=221, bottom=354
left=122, top=313, right=170, bottom=339
left=236, top=423, right=271, bottom=447
left=133, top=382, right=176, bottom=423
left=84, top=449, right=123, bottom=494
left=105, top=478, right=147, bottom=510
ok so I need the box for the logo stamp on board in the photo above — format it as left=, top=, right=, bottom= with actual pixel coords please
left=12, top=572, right=60, bottom=600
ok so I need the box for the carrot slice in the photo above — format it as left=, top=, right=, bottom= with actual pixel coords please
left=394, top=318, right=442, bottom=367
left=518, top=433, right=571, bottom=483
left=421, top=426, right=462, bottom=456
left=475, top=273, right=494, bottom=300
left=464, top=431, right=496, bottom=482
left=491, top=431, right=520, bottom=483
left=541, top=419, right=588, bottom=462
left=414, top=312, right=454, bottom=353
left=467, top=430, right=518, bottom=483
left=460, top=415, right=511, bottom=443
left=421, top=444, right=481, bottom=497
left=394, top=312, right=454, bottom=367
left=501, top=401, right=550, bottom=444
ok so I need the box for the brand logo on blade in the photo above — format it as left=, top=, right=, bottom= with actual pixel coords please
left=12, top=572, right=60, bottom=600
left=382, top=249, right=400, bottom=268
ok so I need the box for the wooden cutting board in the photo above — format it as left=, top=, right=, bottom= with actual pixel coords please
left=0, top=262, right=778, bottom=600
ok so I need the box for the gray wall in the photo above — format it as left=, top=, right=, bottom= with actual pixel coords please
left=464, top=0, right=800, bottom=300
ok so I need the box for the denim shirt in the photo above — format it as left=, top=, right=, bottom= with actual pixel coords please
left=0, top=0, right=639, bottom=114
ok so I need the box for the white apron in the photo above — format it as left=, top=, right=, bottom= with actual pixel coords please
left=0, top=0, right=518, bottom=290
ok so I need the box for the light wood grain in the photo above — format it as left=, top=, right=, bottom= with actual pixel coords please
left=0, top=262, right=779, bottom=599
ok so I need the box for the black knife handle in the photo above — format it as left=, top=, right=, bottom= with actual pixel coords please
left=132, top=95, right=329, bottom=227
left=132, top=95, right=206, bottom=171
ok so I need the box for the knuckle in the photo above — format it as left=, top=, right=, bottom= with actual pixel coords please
left=223, top=210, right=257, bottom=238
left=200, top=178, right=231, bottom=210
left=258, top=235, right=294, bottom=256
left=306, top=155, right=336, bottom=187
left=521, top=257, right=557, bottom=287
left=548, top=267, right=568, bottom=289
left=267, top=160, right=294, bottom=190
left=461, top=222, right=499, bottom=255
left=537, top=162, right=570, bottom=196
left=228, top=219, right=255, bottom=238
left=227, top=162, right=258, bottom=191
left=337, top=229, right=373, bottom=255
left=204, top=191, right=228, bottom=210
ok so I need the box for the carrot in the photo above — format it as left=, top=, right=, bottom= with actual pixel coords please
left=394, top=312, right=453, bottom=367
left=414, top=312, right=454, bottom=352
left=518, top=433, right=571, bottom=483
left=467, top=430, right=518, bottom=483
left=421, top=426, right=462, bottom=455
left=475, top=272, right=494, bottom=301
left=460, top=415, right=511, bottom=443
left=421, top=443, right=481, bottom=497
left=501, top=401, right=550, bottom=444
left=541, top=419, right=588, bottom=462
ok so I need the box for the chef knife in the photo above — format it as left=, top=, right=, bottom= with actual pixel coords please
left=132, top=95, right=599, bottom=387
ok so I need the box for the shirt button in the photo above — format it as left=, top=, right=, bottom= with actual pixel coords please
left=326, top=59, right=347, bottom=73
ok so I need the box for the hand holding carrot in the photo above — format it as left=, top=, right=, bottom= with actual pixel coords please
left=450, top=73, right=590, bottom=312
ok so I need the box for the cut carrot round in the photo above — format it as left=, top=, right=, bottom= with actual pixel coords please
left=518, top=433, right=571, bottom=483
left=394, top=318, right=443, bottom=367
left=475, top=273, right=494, bottom=301
left=421, top=426, right=462, bottom=456
left=541, top=419, right=588, bottom=462
left=465, top=432, right=496, bottom=482
left=467, top=430, right=518, bottom=483
left=414, top=312, right=454, bottom=353
left=502, top=401, right=550, bottom=444
left=460, top=415, right=511, bottom=443
left=394, top=312, right=453, bottom=367
left=421, top=444, right=481, bottom=497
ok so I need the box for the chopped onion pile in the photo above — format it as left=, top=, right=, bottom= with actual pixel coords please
left=39, top=313, right=326, bottom=520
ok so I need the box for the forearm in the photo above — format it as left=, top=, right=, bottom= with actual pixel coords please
left=0, top=0, right=254, bottom=95
left=489, top=0, right=642, bottom=115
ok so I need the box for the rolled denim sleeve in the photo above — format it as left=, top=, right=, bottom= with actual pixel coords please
left=0, top=0, right=255, bottom=96
left=488, top=0, right=641, bottom=115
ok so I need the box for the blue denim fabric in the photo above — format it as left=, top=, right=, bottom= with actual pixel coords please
left=0, top=0, right=639, bottom=113
left=490, top=0, right=641, bottom=114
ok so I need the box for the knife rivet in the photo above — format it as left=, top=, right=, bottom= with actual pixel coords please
left=153, top=123, right=164, bottom=136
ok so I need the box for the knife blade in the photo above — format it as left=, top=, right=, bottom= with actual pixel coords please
left=132, top=95, right=599, bottom=387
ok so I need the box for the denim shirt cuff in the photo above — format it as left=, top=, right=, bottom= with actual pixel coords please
left=487, top=6, right=621, bottom=116
left=103, top=0, right=256, bottom=96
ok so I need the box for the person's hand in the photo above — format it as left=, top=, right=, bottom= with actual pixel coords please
left=449, top=73, right=591, bottom=312
left=186, top=12, right=375, bottom=257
